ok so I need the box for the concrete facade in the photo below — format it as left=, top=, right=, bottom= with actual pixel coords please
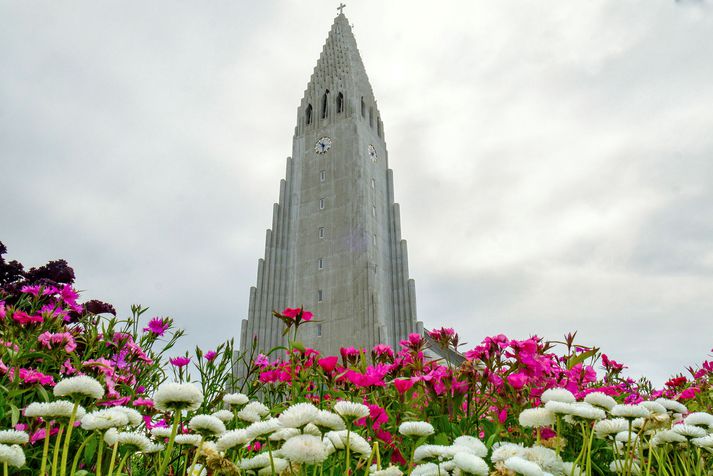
left=239, top=13, right=421, bottom=357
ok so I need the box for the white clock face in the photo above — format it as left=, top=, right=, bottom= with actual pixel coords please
left=368, top=144, right=377, bottom=162
left=315, top=137, right=332, bottom=154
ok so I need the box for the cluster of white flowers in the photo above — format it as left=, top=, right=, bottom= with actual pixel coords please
left=407, top=435, right=491, bottom=476
left=0, top=443, right=26, bottom=468
left=25, top=400, right=86, bottom=419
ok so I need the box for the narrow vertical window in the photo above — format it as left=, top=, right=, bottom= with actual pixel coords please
left=371, top=178, right=375, bottom=189
left=321, top=90, right=329, bottom=119
left=320, top=170, right=326, bottom=182
left=336, top=92, right=344, bottom=114
left=377, top=118, right=382, bottom=137
left=318, top=289, right=323, bottom=302
left=319, top=198, right=325, bottom=210
left=369, top=108, right=374, bottom=128
left=319, top=227, right=325, bottom=239
left=305, top=104, right=313, bottom=125
left=316, top=324, right=322, bottom=337
left=373, top=234, right=377, bottom=245
left=372, top=205, right=376, bottom=217
left=318, top=258, right=324, bottom=269
left=361, top=97, right=365, bottom=117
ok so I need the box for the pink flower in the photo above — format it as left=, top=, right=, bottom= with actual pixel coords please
left=12, top=310, right=43, bottom=325
left=679, top=387, right=700, bottom=400
left=0, top=301, right=5, bottom=319
left=282, top=307, right=314, bottom=322
left=204, top=350, right=218, bottom=362
left=133, top=398, right=155, bottom=408
left=318, top=356, right=339, bottom=373
left=254, top=354, right=270, bottom=368
left=169, top=356, right=191, bottom=368
left=507, top=372, right=529, bottom=390
left=143, top=317, right=170, bottom=336
left=393, top=378, right=415, bottom=394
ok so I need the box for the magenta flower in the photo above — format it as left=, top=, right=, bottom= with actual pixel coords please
left=393, top=378, right=415, bottom=394
left=0, top=301, right=5, bottom=319
left=169, top=356, right=191, bottom=368
left=204, top=350, right=218, bottom=362
left=143, top=317, right=170, bottom=336
left=12, top=310, right=43, bottom=326
left=254, top=354, right=270, bottom=368
left=133, top=398, right=155, bottom=408
left=506, top=372, right=529, bottom=390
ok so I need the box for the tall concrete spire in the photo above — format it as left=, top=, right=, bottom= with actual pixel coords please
left=239, top=13, right=421, bottom=357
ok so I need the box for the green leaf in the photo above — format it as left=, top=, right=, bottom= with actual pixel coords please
left=37, top=385, right=50, bottom=402
left=85, top=434, right=98, bottom=465
left=10, top=404, right=20, bottom=427
left=433, top=432, right=449, bottom=446
left=566, top=348, right=599, bottom=369
left=291, top=341, right=305, bottom=352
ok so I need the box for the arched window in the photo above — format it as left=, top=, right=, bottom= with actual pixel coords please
left=336, top=92, right=344, bottom=114
left=369, top=107, right=374, bottom=128
left=361, top=97, right=365, bottom=117
left=321, top=89, right=329, bottom=119
left=305, top=104, right=313, bottom=125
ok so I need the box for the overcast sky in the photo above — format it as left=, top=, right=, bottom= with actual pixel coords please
left=2, top=0, right=712, bottom=385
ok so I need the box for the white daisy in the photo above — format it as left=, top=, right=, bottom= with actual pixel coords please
left=410, top=462, right=439, bottom=476
left=0, top=430, right=29, bottom=445
left=491, top=442, right=525, bottom=462
left=315, top=410, right=345, bottom=430
left=25, top=401, right=86, bottom=419
left=654, top=398, right=687, bottom=414
left=111, top=406, right=143, bottom=426
left=280, top=434, right=329, bottom=464
left=370, top=465, right=404, bottom=475
left=150, top=427, right=173, bottom=438
left=187, top=463, right=207, bottom=476
left=452, top=436, right=488, bottom=458
left=153, top=382, right=203, bottom=412
left=567, top=403, right=606, bottom=421
left=279, top=402, right=319, bottom=428
left=216, top=429, right=250, bottom=452
left=104, top=428, right=119, bottom=446
left=0, top=444, right=25, bottom=468
left=81, top=409, right=129, bottom=430
left=611, top=404, right=650, bottom=419
left=504, top=456, right=544, bottom=476
left=583, top=392, right=616, bottom=411
left=244, top=401, right=270, bottom=417
left=247, top=418, right=282, bottom=439
left=672, top=424, right=707, bottom=439
left=519, top=408, right=554, bottom=428
left=593, top=419, right=629, bottom=438
left=639, top=401, right=667, bottom=415
left=189, top=414, right=226, bottom=436
left=54, top=375, right=105, bottom=400
left=270, top=428, right=300, bottom=441
left=143, top=442, right=165, bottom=453
left=452, top=452, right=489, bottom=475
left=540, top=388, right=576, bottom=404
left=334, top=401, right=370, bottom=420
left=692, top=434, right=713, bottom=448
left=562, top=462, right=583, bottom=476
left=256, top=458, right=289, bottom=474
left=684, top=412, right=713, bottom=429
left=523, top=445, right=563, bottom=475
left=174, top=434, right=202, bottom=446
left=413, top=444, right=452, bottom=462
left=324, top=430, right=371, bottom=456
left=237, top=408, right=261, bottom=423
left=212, top=409, right=235, bottom=422
left=650, top=429, right=687, bottom=447
left=223, top=392, right=249, bottom=406
left=240, top=453, right=272, bottom=470
left=399, top=421, right=435, bottom=437
left=117, top=431, right=152, bottom=452
left=610, top=459, right=641, bottom=475
left=543, top=401, right=574, bottom=416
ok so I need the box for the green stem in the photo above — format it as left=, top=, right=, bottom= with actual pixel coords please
left=3, top=461, right=8, bottom=476
left=157, top=410, right=182, bottom=476
left=107, top=442, right=119, bottom=476
left=40, top=421, right=51, bottom=476
left=96, top=439, right=104, bottom=476
left=70, top=432, right=93, bottom=476
left=116, top=451, right=131, bottom=475
left=187, top=440, right=205, bottom=476
left=60, top=402, right=80, bottom=476
left=51, top=425, right=65, bottom=476
left=345, top=429, right=352, bottom=475
left=267, top=439, right=276, bottom=475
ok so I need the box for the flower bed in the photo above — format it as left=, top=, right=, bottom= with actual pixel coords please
left=0, top=243, right=711, bottom=475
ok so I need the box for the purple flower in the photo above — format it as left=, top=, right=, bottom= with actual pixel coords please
left=169, top=356, right=191, bottom=368
left=204, top=350, right=217, bottom=362
left=143, top=317, right=170, bottom=337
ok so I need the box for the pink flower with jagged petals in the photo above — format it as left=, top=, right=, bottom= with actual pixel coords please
left=133, top=398, right=155, bottom=408
left=254, top=354, right=270, bottom=368
left=169, top=356, right=191, bottom=367
left=204, top=350, right=218, bottom=362
left=143, top=317, right=170, bottom=336
left=680, top=387, right=700, bottom=400
left=393, top=378, right=415, bottom=394
left=12, top=310, right=43, bottom=325
left=507, top=372, right=529, bottom=390
left=318, top=356, right=339, bottom=373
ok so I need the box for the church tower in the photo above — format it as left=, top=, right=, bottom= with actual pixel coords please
left=239, top=11, right=421, bottom=357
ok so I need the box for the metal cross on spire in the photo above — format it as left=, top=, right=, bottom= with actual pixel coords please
left=337, top=3, right=346, bottom=14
